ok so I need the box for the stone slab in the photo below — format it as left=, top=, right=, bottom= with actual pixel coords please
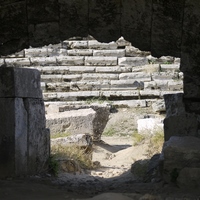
left=25, top=48, right=48, bottom=57
left=67, top=49, right=93, bottom=56
left=0, top=67, right=42, bottom=98
left=36, top=66, right=70, bottom=75
left=30, top=57, right=57, bottom=66
left=118, top=57, right=148, bottom=66
left=139, top=90, right=160, bottom=98
left=56, top=56, right=84, bottom=66
left=88, top=40, right=118, bottom=50
left=160, top=64, right=180, bottom=72
left=82, top=73, right=118, bottom=80
left=96, top=66, right=132, bottom=73
left=46, top=108, right=96, bottom=136
left=93, top=49, right=125, bottom=57
left=85, top=56, right=117, bottom=66
left=110, top=80, right=144, bottom=90
left=119, top=72, right=151, bottom=81
left=112, top=100, right=147, bottom=108
left=152, top=72, right=179, bottom=81
left=5, top=58, right=30, bottom=67
left=168, top=80, right=183, bottom=91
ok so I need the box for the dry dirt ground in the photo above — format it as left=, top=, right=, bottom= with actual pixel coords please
left=0, top=108, right=200, bottom=199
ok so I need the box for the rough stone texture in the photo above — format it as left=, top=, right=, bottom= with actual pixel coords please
left=121, top=0, right=152, bottom=51
left=85, top=56, right=117, bottom=66
left=164, top=93, right=200, bottom=141
left=57, top=56, right=84, bottom=66
left=0, top=98, right=27, bottom=178
left=0, top=67, right=42, bottom=98
left=177, top=168, right=200, bottom=189
left=46, top=108, right=96, bottom=136
left=118, top=57, right=148, bottom=66
left=88, top=0, right=121, bottom=42
left=152, top=100, right=166, bottom=113
left=5, top=58, right=30, bottom=66
left=161, top=136, right=200, bottom=183
left=24, top=98, right=50, bottom=174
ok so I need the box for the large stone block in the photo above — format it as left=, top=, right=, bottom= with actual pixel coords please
left=46, top=108, right=96, bottom=137
left=24, top=98, right=50, bottom=174
left=0, top=67, right=42, bottom=98
left=0, top=98, right=27, bottom=178
left=161, top=136, right=200, bottom=183
left=164, top=93, right=199, bottom=141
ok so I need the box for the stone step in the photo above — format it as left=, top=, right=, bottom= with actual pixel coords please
left=160, top=64, right=180, bottom=72
left=85, top=56, right=118, bottom=66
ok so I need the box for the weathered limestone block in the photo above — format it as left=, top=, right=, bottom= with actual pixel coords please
left=93, top=49, right=125, bottom=57
left=47, top=48, right=68, bottom=57
left=139, top=90, right=160, bottom=98
left=51, top=134, right=93, bottom=147
left=119, top=72, right=151, bottom=82
left=69, top=66, right=95, bottom=73
left=24, top=98, right=50, bottom=174
left=88, top=40, right=118, bottom=50
left=82, top=73, right=118, bottom=80
left=85, top=56, right=117, bottom=66
left=102, top=90, right=139, bottom=99
left=131, top=64, right=160, bottom=73
left=144, top=81, right=157, bottom=90
left=110, top=80, right=144, bottom=90
left=137, top=118, right=163, bottom=134
left=41, top=75, right=63, bottom=82
left=152, top=99, right=165, bottom=113
left=56, top=56, right=84, bottom=66
left=118, top=57, right=148, bottom=66
left=30, top=57, right=57, bottom=66
left=160, top=64, right=180, bottom=72
left=168, top=80, right=183, bottom=91
left=25, top=48, right=48, bottom=57
left=37, top=66, right=69, bottom=75
left=155, top=80, right=169, bottom=90
left=152, top=72, right=179, bottom=81
left=112, top=100, right=147, bottom=108
left=125, top=46, right=150, bottom=57
left=164, top=93, right=199, bottom=141
left=67, top=49, right=93, bottom=56
left=5, top=58, right=30, bottom=67
left=95, top=66, right=120, bottom=73
left=46, top=108, right=96, bottom=137
left=161, top=136, right=200, bottom=183
left=0, top=98, right=27, bottom=178
left=65, top=41, right=88, bottom=49
left=46, top=82, right=70, bottom=92
left=0, top=67, right=42, bottom=98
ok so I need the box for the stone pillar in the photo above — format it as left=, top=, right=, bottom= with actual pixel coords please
left=0, top=67, right=50, bottom=178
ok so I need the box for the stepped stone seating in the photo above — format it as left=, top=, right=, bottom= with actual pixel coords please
left=0, top=36, right=183, bottom=107
left=0, top=37, right=183, bottom=139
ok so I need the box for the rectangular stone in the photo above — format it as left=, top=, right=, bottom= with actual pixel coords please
left=88, top=40, right=118, bottom=50
left=30, top=57, right=57, bottom=66
left=160, top=64, right=180, bottom=72
left=56, top=56, right=84, bottom=65
left=118, top=57, right=148, bottom=66
left=48, top=48, right=68, bottom=57
left=41, top=75, right=63, bottom=82
left=0, top=98, right=27, bottom=178
left=93, top=49, right=125, bottom=57
left=112, top=100, right=147, bottom=108
left=152, top=72, right=178, bottom=80
left=155, top=80, right=169, bottom=90
left=0, top=67, right=42, bottom=98
left=111, top=80, right=144, bottom=89
left=0, top=58, right=4, bottom=66
left=5, top=58, right=30, bottom=67
left=96, top=66, right=125, bottom=73
left=85, top=56, right=117, bottom=66
left=144, top=81, right=157, bottom=90
left=69, top=66, right=95, bottom=73
left=161, top=91, right=183, bottom=97
left=25, top=48, right=48, bottom=57
left=139, top=90, right=160, bottom=98
left=119, top=72, right=151, bottom=81
left=24, top=98, right=50, bottom=174
left=82, top=73, right=118, bottom=80
left=67, top=49, right=93, bottom=56
left=36, top=66, right=69, bottom=75
left=62, top=75, right=82, bottom=82
left=168, top=80, right=183, bottom=91
left=102, top=90, right=139, bottom=98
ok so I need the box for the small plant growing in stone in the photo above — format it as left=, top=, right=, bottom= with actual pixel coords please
left=102, top=127, right=116, bottom=136
left=48, top=155, right=59, bottom=176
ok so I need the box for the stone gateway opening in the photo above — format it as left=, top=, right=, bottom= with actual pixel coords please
left=1, top=0, right=200, bottom=199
